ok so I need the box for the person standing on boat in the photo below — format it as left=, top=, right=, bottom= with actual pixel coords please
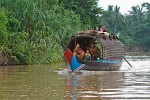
left=73, top=44, right=85, bottom=60
left=90, top=43, right=101, bottom=60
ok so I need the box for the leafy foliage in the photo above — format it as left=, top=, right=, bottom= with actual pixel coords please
left=0, top=7, right=8, bottom=45
left=0, top=0, right=83, bottom=64
left=0, top=0, right=149, bottom=65
left=4, top=32, right=32, bottom=64
left=101, top=3, right=150, bottom=52
left=59, top=0, right=103, bottom=28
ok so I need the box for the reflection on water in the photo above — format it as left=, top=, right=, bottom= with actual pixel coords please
left=64, top=71, right=124, bottom=100
left=0, top=64, right=65, bottom=100
left=0, top=56, right=150, bottom=100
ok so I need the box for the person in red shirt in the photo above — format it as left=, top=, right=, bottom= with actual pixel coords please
left=101, top=25, right=107, bottom=32
left=98, top=25, right=107, bottom=32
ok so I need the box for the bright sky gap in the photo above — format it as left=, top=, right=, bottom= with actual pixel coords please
left=98, top=0, right=150, bottom=14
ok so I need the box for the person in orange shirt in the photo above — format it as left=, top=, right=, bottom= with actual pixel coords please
left=73, top=44, right=85, bottom=60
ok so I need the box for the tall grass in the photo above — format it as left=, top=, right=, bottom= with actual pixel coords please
left=0, top=0, right=82, bottom=64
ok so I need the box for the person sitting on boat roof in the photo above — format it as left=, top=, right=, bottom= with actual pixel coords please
left=90, top=43, right=101, bottom=60
left=73, top=44, right=85, bottom=60
left=85, top=50, right=91, bottom=61
left=98, top=24, right=107, bottom=32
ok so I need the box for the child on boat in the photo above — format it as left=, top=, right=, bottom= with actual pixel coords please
left=85, top=50, right=91, bottom=61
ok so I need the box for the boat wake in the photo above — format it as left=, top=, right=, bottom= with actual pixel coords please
left=57, top=57, right=150, bottom=76
left=56, top=69, right=72, bottom=76
left=57, top=68, right=121, bottom=76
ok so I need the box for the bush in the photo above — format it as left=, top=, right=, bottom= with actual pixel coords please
left=0, top=7, right=8, bottom=45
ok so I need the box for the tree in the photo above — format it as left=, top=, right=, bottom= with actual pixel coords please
left=59, top=0, right=103, bottom=28
left=114, top=6, right=120, bottom=33
left=101, top=5, right=124, bottom=33
left=101, top=3, right=150, bottom=52
left=128, top=5, right=144, bottom=28
left=142, top=3, right=150, bottom=23
left=0, top=7, right=8, bottom=45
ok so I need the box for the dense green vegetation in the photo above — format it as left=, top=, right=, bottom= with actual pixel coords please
left=101, top=3, right=150, bottom=52
left=0, top=0, right=101, bottom=64
left=59, top=0, right=102, bottom=28
left=0, top=0, right=149, bottom=65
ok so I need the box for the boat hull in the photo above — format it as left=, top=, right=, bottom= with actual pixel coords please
left=78, top=60, right=123, bottom=71
left=64, top=48, right=123, bottom=71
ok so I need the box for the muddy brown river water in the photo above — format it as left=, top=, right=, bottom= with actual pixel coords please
left=0, top=56, right=150, bottom=100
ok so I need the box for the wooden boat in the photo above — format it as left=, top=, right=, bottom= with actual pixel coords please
left=64, top=30, right=125, bottom=71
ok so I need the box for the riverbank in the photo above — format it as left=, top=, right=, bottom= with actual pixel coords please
left=1, top=49, right=150, bottom=66
left=0, top=49, right=16, bottom=66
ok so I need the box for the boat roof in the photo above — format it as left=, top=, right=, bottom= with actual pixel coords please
left=75, top=30, right=110, bottom=37
left=67, top=30, right=125, bottom=60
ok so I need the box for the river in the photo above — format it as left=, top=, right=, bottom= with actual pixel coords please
left=0, top=56, right=150, bottom=100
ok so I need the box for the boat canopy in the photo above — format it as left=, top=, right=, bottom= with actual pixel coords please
left=66, top=30, right=124, bottom=60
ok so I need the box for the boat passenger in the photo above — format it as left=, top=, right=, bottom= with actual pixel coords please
left=90, top=43, right=101, bottom=60
left=98, top=25, right=107, bottom=32
left=85, top=50, right=91, bottom=61
left=73, top=44, right=85, bottom=60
